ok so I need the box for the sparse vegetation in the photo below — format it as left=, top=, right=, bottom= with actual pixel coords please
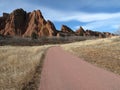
left=0, top=45, right=52, bottom=90
left=0, top=36, right=97, bottom=46
left=61, top=36, right=120, bottom=75
left=31, top=32, right=38, bottom=40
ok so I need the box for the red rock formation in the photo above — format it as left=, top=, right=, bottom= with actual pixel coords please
left=23, top=10, right=58, bottom=37
left=4, top=9, right=27, bottom=36
left=57, top=25, right=75, bottom=37
left=0, top=9, right=57, bottom=37
left=39, top=20, right=57, bottom=37
left=84, top=30, right=102, bottom=37
left=61, top=25, right=74, bottom=33
left=103, top=32, right=113, bottom=38
left=75, top=26, right=85, bottom=36
left=45, top=20, right=57, bottom=36
left=0, top=8, right=115, bottom=38
left=83, top=30, right=115, bottom=38
left=23, top=10, right=47, bottom=37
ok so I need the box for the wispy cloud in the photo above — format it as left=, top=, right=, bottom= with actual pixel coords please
left=82, top=17, right=120, bottom=32
left=40, top=7, right=120, bottom=32
left=0, top=1, right=120, bottom=32
left=40, top=7, right=120, bottom=23
left=1, top=1, right=120, bottom=23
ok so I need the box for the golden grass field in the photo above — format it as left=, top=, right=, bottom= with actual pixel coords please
left=0, top=36, right=120, bottom=90
left=62, top=36, right=120, bottom=75
left=0, top=45, right=52, bottom=90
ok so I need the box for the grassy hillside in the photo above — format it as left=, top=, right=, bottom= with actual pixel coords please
left=0, top=45, right=52, bottom=90
left=61, top=36, right=120, bottom=75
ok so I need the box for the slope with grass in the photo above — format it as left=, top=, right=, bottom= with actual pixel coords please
left=0, top=45, right=52, bottom=90
left=61, top=36, right=120, bottom=75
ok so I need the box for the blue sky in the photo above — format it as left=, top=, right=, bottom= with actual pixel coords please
left=0, top=0, right=120, bottom=33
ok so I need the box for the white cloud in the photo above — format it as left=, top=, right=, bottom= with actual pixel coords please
left=40, top=7, right=120, bottom=23
left=1, top=1, right=120, bottom=23
left=38, top=7, right=120, bottom=32
left=0, top=2, right=120, bottom=33
left=82, top=17, right=120, bottom=32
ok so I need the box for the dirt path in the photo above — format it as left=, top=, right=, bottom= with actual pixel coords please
left=39, top=46, right=120, bottom=90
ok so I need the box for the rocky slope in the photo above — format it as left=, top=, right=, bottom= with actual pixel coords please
left=0, top=8, right=115, bottom=38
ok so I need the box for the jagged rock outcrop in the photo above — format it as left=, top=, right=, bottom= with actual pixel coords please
left=0, top=8, right=57, bottom=37
left=43, top=20, right=57, bottom=36
left=57, top=25, right=75, bottom=37
left=103, top=32, right=115, bottom=38
left=38, top=20, right=57, bottom=36
left=23, top=10, right=47, bottom=37
left=0, top=8, right=115, bottom=38
left=83, top=30, right=115, bottom=38
left=75, top=26, right=85, bottom=36
left=61, top=25, right=74, bottom=33
left=4, top=9, right=27, bottom=36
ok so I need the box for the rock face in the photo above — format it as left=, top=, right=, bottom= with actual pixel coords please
left=61, top=25, right=74, bottom=33
left=0, top=8, right=57, bottom=37
left=75, top=26, right=115, bottom=38
left=23, top=10, right=47, bottom=37
left=42, top=20, right=57, bottom=36
left=3, top=9, right=27, bottom=36
left=75, top=26, right=85, bottom=36
left=57, top=25, right=75, bottom=37
left=0, top=8, right=115, bottom=38
left=84, top=30, right=115, bottom=38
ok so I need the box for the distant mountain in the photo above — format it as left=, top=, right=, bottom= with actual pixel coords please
left=0, top=8, right=115, bottom=38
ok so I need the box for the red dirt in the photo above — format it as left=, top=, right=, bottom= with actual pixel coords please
left=39, top=46, right=120, bottom=90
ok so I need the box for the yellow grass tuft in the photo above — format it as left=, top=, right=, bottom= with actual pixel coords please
left=0, top=45, right=51, bottom=90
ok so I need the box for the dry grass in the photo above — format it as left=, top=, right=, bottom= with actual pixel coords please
left=0, top=45, right=52, bottom=90
left=0, top=36, right=119, bottom=90
left=61, top=36, right=120, bottom=75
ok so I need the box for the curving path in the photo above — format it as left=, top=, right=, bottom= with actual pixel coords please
left=39, top=46, right=120, bottom=90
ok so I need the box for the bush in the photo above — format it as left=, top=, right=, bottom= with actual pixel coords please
left=31, top=32, right=38, bottom=40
